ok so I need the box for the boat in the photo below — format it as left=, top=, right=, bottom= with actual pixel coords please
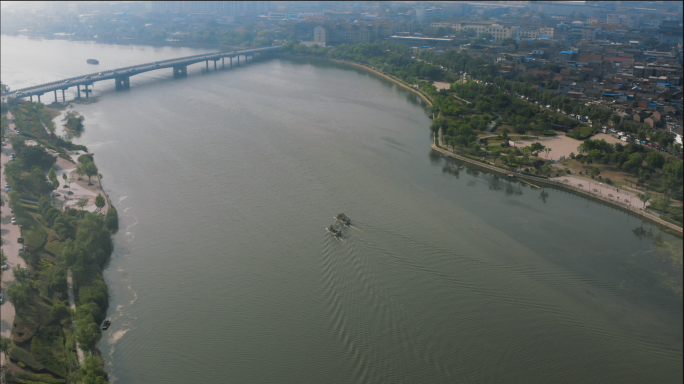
left=101, top=319, right=111, bottom=330
left=335, top=213, right=351, bottom=226
left=327, top=225, right=342, bottom=237
left=87, top=59, right=99, bottom=65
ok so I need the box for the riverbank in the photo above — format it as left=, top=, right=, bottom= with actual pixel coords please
left=431, top=144, right=683, bottom=236
left=1, top=102, right=114, bottom=382
left=280, top=54, right=434, bottom=107
left=302, top=53, right=681, bottom=235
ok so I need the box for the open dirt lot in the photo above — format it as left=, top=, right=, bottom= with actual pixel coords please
left=513, top=134, right=582, bottom=161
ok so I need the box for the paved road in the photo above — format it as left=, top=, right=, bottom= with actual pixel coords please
left=1, top=112, right=23, bottom=366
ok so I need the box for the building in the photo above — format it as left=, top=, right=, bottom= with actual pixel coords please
left=453, top=23, right=517, bottom=40
left=313, top=25, right=326, bottom=46
left=388, top=36, right=455, bottom=48
left=415, top=7, right=444, bottom=23
left=517, top=26, right=555, bottom=39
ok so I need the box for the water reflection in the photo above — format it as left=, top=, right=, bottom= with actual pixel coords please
left=538, top=189, right=549, bottom=203
left=630, top=225, right=683, bottom=299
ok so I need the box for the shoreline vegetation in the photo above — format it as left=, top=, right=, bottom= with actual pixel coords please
left=2, top=97, right=114, bottom=383
left=279, top=44, right=682, bottom=236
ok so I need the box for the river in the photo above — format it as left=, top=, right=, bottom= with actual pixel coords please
left=2, top=35, right=682, bottom=383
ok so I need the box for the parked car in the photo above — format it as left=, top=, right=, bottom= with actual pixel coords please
left=1, top=264, right=8, bottom=270
left=0, top=293, right=3, bottom=304
left=6, top=187, right=11, bottom=192
left=18, top=236, right=24, bottom=243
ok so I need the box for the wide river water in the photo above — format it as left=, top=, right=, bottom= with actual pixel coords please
left=2, top=36, right=682, bottom=383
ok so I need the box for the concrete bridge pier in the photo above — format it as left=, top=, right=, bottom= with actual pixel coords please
left=115, top=77, right=130, bottom=91
left=230, top=57, right=232, bottom=68
left=206, top=60, right=209, bottom=71
left=214, top=60, right=217, bottom=71
left=62, top=89, right=65, bottom=102
left=37, top=94, right=42, bottom=103
left=237, top=55, right=240, bottom=65
left=54, top=90, right=58, bottom=103
left=222, top=57, right=225, bottom=69
left=30, top=95, right=33, bottom=102
left=173, top=65, right=188, bottom=78
left=84, top=85, right=90, bottom=99
left=77, top=85, right=81, bottom=98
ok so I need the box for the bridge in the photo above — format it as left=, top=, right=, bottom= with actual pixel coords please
left=1, top=46, right=281, bottom=102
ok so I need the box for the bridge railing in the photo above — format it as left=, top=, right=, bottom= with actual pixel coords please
left=3, top=46, right=280, bottom=96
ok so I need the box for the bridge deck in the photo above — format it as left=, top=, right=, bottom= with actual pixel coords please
left=2, top=46, right=280, bottom=99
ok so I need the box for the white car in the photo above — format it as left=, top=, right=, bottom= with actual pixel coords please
left=1, top=264, right=8, bottom=271
left=11, top=217, right=17, bottom=224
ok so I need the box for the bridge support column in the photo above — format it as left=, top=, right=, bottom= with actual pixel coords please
left=222, top=57, right=225, bottom=69
left=54, top=90, right=58, bottom=103
left=230, top=57, right=232, bottom=68
left=214, top=60, right=217, bottom=71
left=30, top=95, right=33, bottom=102
left=115, top=77, right=130, bottom=91
left=206, top=60, right=209, bottom=71
left=237, top=55, right=240, bottom=65
left=173, top=65, right=187, bottom=78
left=62, top=89, right=65, bottom=102
left=85, top=85, right=89, bottom=99
left=77, top=85, right=81, bottom=98
left=37, top=94, right=41, bottom=103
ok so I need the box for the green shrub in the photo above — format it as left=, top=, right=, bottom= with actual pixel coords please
left=521, top=172, right=549, bottom=179
left=541, top=130, right=557, bottom=136
left=31, top=325, right=67, bottom=378
left=14, top=372, right=66, bottom=383
left=44, top=239, right=61, bottom=255
left=9, top=346, right=45, bottom=371
left=25, top=225, right=47, bottom=251
left=566, top=126, right=596, bottom=140
left=21, top=204, right=39, bottom=213
left=605, top=178, right=612, bottom=184
left=105, top=207, right=118, bottom=232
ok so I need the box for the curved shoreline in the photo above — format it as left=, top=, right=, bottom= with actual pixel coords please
left=430, top=144, right=683, bottom=236
left=281, top=54, right=434, bottom=106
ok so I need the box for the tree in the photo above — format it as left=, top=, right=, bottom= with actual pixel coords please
left=77, top=321, right=101, bottom=351
left=530, top=142, right=545, bottom=155
left=590, top=167, right=600, bottom=179
left=0, top=336, right=10, bottom=362
left=81, top=355, right=109, bottom=384
left=491, top=149, right=501, bottom=165
left=95, top=194, right=105, bottom=213
left=645, top=151, right=665, bottom=170
left=544, top=147, right=552, bottom=159
left=6, top=281, right=30, bottom=310
left=63, top=172, right=68, bottom=187
left=637, top=191, right=651, bottom=208
left=63, top=111, right=85, bottom=131
left=76, top=198, right=89, bottom=210
left=75, top=165, right=84, bottom=180
left=50, top=301, right=72, bottom=324
left=611, top=114, right=621, bottom=125
left=48, top=167, right=57, bottom=181
left=83, top=162, right=98, bottom=185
